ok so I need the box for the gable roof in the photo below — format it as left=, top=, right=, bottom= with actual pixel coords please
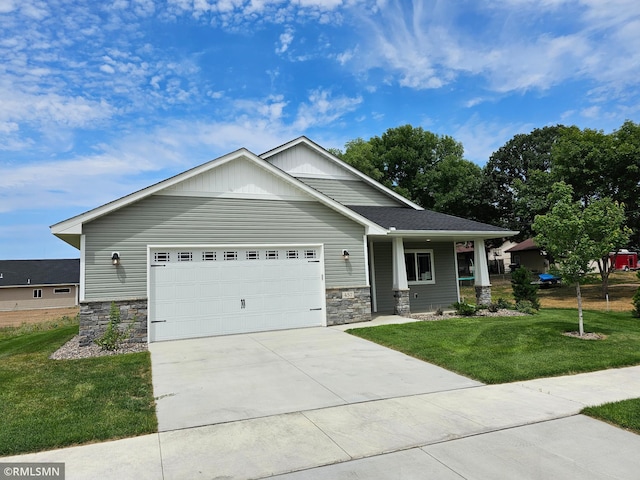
left=260, top=136, right=423, bottom=210
left=0, top=259, right=80, bottom=287
left=505, top=238, right=540, bottom=252
left=349, top=206, right=517, bottom=239
left=51, top=147, right=388, bottom=248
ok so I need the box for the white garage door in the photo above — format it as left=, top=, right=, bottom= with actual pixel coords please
left=149, top=246, right=325, bottom=342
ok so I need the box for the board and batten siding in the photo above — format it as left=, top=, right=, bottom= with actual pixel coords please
left=82, top=195, right=367, bottom=301
left=298, top=178, right=403, bottom=207
left=372, top=241, right=459, bottom=313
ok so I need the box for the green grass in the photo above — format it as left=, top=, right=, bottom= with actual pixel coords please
left=0, top=323, right=157, bottom=457
left=582, top=399, right=640, bottom=435
left=348, top=309, right=640, bottom=384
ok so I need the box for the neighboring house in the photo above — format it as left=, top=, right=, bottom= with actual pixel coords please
left=456, top=239, right=517, bottom=277
left=0, top=259, right=80, bottom=311
left=505, top=238, right=549, bottom=273
left=51, top=137, right=517, bottom=345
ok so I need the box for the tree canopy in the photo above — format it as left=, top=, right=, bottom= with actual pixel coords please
left=335, top=125, right=486, bottom=221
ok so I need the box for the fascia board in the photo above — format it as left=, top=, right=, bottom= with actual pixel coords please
left=387, top=230, right=520, bottom=239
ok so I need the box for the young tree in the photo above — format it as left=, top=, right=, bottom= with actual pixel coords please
left=533, top=182, right=631, bottom=336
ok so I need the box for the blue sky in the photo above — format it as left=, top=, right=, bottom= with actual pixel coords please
left=2, top=0, right=639, bottom=259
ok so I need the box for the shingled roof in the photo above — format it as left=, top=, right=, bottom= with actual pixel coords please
left=0, top=259, right=80, bottom=287
left=347, top=206, right=512, bottom=233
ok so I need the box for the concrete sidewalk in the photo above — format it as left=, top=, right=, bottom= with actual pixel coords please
left=3, top=365, right=640, bottom=480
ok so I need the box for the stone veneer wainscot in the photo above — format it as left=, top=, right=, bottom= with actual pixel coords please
left=325, top=287, right=372, bottom=325
left=79, top=299, right=148, bottom=346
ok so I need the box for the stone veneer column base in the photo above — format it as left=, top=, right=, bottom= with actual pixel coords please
left=393, top=289, right=411, bottom=316
left=79, top=299, right=148, bottom=347
left=325, top=287, right=372, bottom=326
left=475, top=285, right=492, bottom=306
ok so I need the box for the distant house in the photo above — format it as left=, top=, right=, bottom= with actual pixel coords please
left=0, top=259, right=80, bottom=311
left=456, top=239, right=518, bottom=276
left=505, top=238, right=549, bottom=273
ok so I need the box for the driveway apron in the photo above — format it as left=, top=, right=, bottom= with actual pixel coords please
left=149, top=326, right=481, bottom=432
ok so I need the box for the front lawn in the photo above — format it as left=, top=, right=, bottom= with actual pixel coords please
left=348, top=309, right=640, bottom=384
left=0, top=323, right=157, bottom=457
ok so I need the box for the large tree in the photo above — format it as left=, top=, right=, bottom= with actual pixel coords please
left=533, top=182, right=631, bottom=336
left=483, top=125, right=568, bottom=238
left=338, top=125, right=487, bottom=220
left=552, top=121, right=640, bottom=247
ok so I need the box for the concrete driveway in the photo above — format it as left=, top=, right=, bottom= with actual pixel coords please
left=149, top=326, right=481, bottom=432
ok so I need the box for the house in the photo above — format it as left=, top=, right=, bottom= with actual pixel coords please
left=505, top=238, right=549, bottom=273
left=0, top=259, right=80, bottom=311
left=51, top=137, right=517, bottom=345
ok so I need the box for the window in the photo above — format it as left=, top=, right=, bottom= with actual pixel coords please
left=202, top=251, right=216, bottom=261
left=246, top=250, right=259, bottom=260
left=224, top=251, right=238, bottom=261
left=54, top=288, right=70, bottom=294
left=177, top=252, right=193, bottom=262
left=286, top=250, right=299, bottom=259
left=304, top=249, right=317, bottom=259
left=33, top=289, right=42, bottom=298
left=266, top=250, right=279, bottom=260
left=404, top=250, right=435, bottom=284
left=154, top=252, right=170, bottom=262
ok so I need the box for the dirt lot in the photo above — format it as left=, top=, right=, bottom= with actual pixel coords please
left=0, top=307, right=79, bottom=328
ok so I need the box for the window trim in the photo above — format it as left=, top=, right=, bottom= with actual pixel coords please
left=405, top=249, right=436, bottom=285
left=54, top=288, right=71, bottom=294
left=33, top=288, right=43, bottom=298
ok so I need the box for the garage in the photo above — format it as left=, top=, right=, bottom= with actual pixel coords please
left=148, top=245, right=326, bottom=342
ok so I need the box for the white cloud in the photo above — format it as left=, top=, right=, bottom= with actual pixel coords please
left=294, top=88, right=362, bottom=130
left=450, top=116, right=534, bottom=165
left=0, top=0, right=16, bottom=13
left=276, top=28, right=294, bottom=54
left=100, top=64, right=116, bottom=74
left=347, top=0, right=640, bottom=97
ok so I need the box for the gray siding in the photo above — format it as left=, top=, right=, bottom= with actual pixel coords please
left=83, top=196, right=367, bottom=300
left=299, top=178, right=404, bottom=207
left=372, top=241, right=459, bottom=313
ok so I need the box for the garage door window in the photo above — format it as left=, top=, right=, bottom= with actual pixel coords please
left=224, top=251, right=238, bottom=261
left=266, top=250, right=279, bottom=260
left=154, top=252, right=170, bottom=262
left=286, top=250, right=299, bottom=259
left=202, top=251, right=216, bottom=261
left=178, top=252, right=193, bottom=262
left=304, top=249, right=317, bottom=259
left=246, top=250, right=260, bottom=260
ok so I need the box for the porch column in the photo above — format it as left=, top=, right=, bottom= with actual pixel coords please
left=391, top=237, right=411, bottom=316
left=474, top=238, right=492, bottom=306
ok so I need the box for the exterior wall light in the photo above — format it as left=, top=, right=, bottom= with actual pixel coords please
left=111, top=252, right=120, bottom=266
left=342, top=250, right=350, bottom=260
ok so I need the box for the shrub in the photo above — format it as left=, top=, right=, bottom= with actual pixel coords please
left=515, top=300, right=537, bottom=315
left=511, top=267, right=540, bottom=310
left=94, top=302, right=132, bottom=351
left=495, top=297, right=512, bottom=310
left=487, top=303, right=500, bottom=313
left=451, top=301, right=478, bottom=316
